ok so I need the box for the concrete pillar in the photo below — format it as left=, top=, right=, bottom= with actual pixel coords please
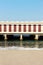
left=35, top=35, right=38, bottom=40
left=20, top=40, right=23, bottom=47
left=20, top=34, right=23, bottom=40
left=4, top=34, right=7, bottom=47
left=4, top=34, right=7, bottom=40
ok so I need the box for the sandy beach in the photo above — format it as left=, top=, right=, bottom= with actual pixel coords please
left=0, top=50, right=43, bottom=65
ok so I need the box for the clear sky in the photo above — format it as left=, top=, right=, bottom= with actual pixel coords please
left=0, top=0, right=43, bottom=21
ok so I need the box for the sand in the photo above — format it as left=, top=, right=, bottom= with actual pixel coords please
left=0, top=50, right=43, bottom=65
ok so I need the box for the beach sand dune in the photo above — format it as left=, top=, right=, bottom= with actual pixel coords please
left=0, top=50, right=43, bottom=65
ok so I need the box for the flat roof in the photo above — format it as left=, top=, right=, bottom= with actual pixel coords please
left=0, top=21, right=43, bottom=24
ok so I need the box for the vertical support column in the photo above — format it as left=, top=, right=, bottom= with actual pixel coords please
left=21, top=25, right=23, bottom=32
left=35, top=35, right=38, bottom=40
left=35, top=35, right=38, bottom=47
left=26, top=25, right=28, bottom=32
left=20, top=34, right=23, bottom=40
left=36, top=25, right=38, bottom=32
left=20, top=40, right=23, bottom=47
left=20, top=34, right=23, bottom=46
left=31, top=24, right=33, bottom=32
left=16, top=25, right=18, bottom=32
left=4, top=34, right=7, bottom=47
left=4, top=34, right=7, bottom=40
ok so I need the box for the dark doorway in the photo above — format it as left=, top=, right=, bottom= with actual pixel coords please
left=0, top=35, right=4, bottom=41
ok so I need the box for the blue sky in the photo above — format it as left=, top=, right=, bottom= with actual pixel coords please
left=0, top=0, right=43, bottom=21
